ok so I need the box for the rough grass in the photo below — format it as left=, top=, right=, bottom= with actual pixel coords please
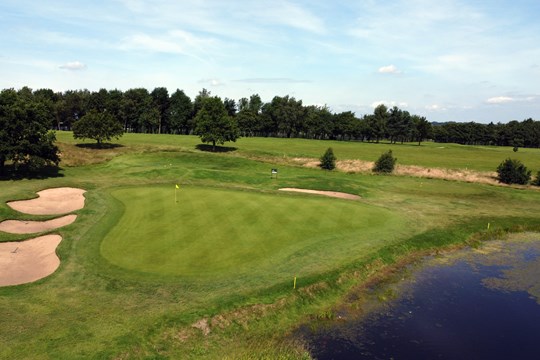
left=2, top=132, right=540, bottom=359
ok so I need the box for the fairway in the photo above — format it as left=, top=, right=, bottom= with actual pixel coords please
left=100, top=186, right=405, bottom=279
left=4, top=132, right=540, bottom=359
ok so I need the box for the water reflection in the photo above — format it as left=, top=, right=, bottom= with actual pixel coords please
left=301, top=234, right=540, bottom=360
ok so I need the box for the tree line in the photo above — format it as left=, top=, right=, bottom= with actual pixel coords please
left=2, top=86, right=434, bottom=143
left=2, top=86, right=540, bottom=174
left=432, top=119, right=540, bottom=148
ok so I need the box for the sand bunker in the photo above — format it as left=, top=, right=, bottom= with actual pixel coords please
left=7, top=187, right=86, bottom=215
left=279, top=188, right=361, bottom=200
left=0, top=214, right=77, bottom=234
left=0, top=235, right=62, bottom=286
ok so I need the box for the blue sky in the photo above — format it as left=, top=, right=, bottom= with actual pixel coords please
left=1, top=0, right=539, bottom=123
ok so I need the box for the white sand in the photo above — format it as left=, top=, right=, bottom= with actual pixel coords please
left=0, top=214, right=77, bottom=234
left=279, top=188, right=361, bottom=200
left=0, top=235, right=62, bottom=286
left=7, top=187, right=86, bottom=215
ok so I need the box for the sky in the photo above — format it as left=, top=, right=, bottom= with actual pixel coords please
left=1, top=0, right=539, bottom=123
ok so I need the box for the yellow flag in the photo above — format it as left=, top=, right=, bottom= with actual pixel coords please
left=175, top=184, right=179, bottom=189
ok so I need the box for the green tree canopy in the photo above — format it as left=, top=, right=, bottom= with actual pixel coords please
left=320, top=147, right=336, bottom=170
left=0, top=88, right=59, bottom=174
left=373, top=150, right=397, bottom=173
left=169, top=89, right=193, bottom=135
left=194, top=96, right=239, bottom=151
left=496, top=158, right=531, bottom=185
left=72, top=110, right=124, bottom=147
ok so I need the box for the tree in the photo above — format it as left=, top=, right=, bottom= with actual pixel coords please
left=72, top=110, right=124, bottom=147
left=193, top=88, right=211, bottom=117
left=194, top=96, right=239, bottom=151
left=169, top=89, right=193, bottom=134
left=151, top=87, right=170, bottom=134
left=223, top=98, right=237, bottom=117
left=496, top=158, right=531, bottom=185
left=365, top=104, right=388, bottom=142
left=266, top=95, right=305, bottom=138
left=412, top=115, right=432, bottom=145
left=320, top=147, right=336, bottom=170
left=123, top=88, right=155, bottom=133
left=0, top=88, right=59, bottom=174
left=373, top=150, right=397, bottom=173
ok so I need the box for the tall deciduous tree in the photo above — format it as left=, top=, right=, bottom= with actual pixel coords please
left=194, top=96, right=239, bottom=151
left=223, top=98, right=237, bottom=117
left=412, top=115, right=432, bottom=145
left=366, top=104, right=388, bottom=143
left=0, top=88, right=59, bottom=174
left=72, top=110, right=124, bottom=147
left=169, top=89, right=193, bottom=134
left=151, top=87, right=170, bottom=134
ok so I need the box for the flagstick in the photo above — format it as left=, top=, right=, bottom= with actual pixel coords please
left=175, top=187, right=177, bottom=203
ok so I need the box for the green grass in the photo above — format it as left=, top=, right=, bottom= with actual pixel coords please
left=101, top=185, right=404, bottom=282
left=55, top=131, right=540, bottom=172
left=2, top=132, right=540, bottom=359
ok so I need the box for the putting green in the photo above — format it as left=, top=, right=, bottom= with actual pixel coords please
left=100, top=186, right=406, bottom=279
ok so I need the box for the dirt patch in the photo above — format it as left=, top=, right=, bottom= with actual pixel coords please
left=0, top=214, right=77, bottom=234
left=0, top=235, right=62, bottom=286
left=394, top=165, right=498, bottom=185
left=7, top=187, right=86, bottom=215
left=292, top=158, right=499, bottom=185
left=192, top=319, right=211, bottom=336
left=279, top=188, right=361, bottom=200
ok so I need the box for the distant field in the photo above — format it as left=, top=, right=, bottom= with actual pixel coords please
left=2, top=132, right=540, bottom=359
left=55, top=131, right=540, bottom=172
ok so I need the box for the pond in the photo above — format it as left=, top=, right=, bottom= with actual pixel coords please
left=300, top=233, right=540, bottom=360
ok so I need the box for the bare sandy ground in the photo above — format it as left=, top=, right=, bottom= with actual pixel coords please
left=279, top=188, right=361, bottom=200
left=0, top=214, right=77, bottom=234
left=292, top=158, right=498, bottom=185
left=0, top=235, right=62, bottom=286
left=7, top=187, right=86, bottom=215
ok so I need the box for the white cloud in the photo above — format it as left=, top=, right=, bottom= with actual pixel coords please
left=425, top=104, right=447, bottom=111
left=378, top=64, right=401, bottom=74
left=59, top=61, right=87, bottom=70
left=371, top=100, right=408, bottom=108
left=198, top=78, right=225, bottom=87
left=119, top=30, right=216, bottom=62
left=486, top=96, right=514, bottom=104
left=486, top=95, right=537, bottom=104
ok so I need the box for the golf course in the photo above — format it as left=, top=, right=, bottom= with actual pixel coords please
left=2, top=132, right=540, bottom=359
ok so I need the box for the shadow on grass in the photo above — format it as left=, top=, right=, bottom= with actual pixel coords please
left=196, top=144, right=237, bottom=153
left=0, top=165, right=64, bottom=181
left=75, top=143, right=124, bottom=149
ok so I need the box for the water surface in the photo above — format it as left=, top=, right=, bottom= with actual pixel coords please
left=301, top=234, right=540, bottom=359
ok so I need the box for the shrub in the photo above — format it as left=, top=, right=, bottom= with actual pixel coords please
left=496, top=158, right=531, bottom=184
left=373, top=150, right=397, bottom=173
left=531, top=171, right=540, bottom=186
left=320, top=147, right=336, bottom=170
